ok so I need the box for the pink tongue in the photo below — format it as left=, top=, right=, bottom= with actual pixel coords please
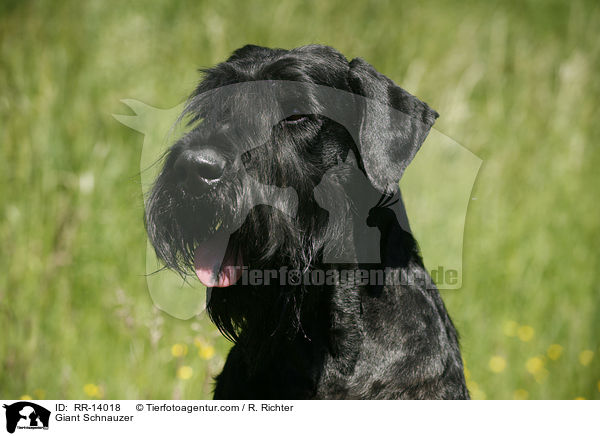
left=194, top=231, right=242, bottom=287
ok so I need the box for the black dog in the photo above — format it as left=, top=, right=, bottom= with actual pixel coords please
left=145, top=44, right=469, bottom=399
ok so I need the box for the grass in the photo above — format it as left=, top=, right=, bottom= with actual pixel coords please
left=1, top=0, right=599, bottom=400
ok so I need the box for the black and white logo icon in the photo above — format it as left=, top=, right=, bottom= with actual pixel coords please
left=3, top=402, right=50, bottom=434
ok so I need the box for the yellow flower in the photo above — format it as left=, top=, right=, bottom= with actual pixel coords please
left=19, top=395, right=32, bottom=401
left=468, top=381, right=486, bottom=400
left=574, top=397, right=586, bottom=400
left=517, top=325, right=535, bottom=342
left=466, top=379, right=486, bottom=400
left=513, top=389, right=529, bottom=400
left=578, top=350, right=594, bottom=366
left=463, top=368, right=471, bottom=380
left=33, top=389, right=46, bottom=400
left=488, top=356, right=507, bottom=373
left=198, top=344, right=215, bottom=360
left=467, top=380, right=478, bottom=391
left=525, top=356, right=545, bottom=374
left=534, top=368, right=549, bottom=384
left=177, top=365, right=193, bottom=380
left=502, top=320, right=518, bottom=337
left=83, top=383, right=100, bottom=398
left=472, top=390, right=486, bottom=400
left=547, top=344, right=563, bottom=361
left=171, top=343, right=188, bottom=358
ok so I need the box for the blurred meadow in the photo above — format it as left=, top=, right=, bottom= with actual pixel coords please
left=1, top=0, right=599, bottom=400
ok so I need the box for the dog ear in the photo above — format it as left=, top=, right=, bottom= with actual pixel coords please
left=347, top=58, right=439, bottom=192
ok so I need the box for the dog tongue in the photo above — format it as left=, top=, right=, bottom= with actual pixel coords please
left=194, top=231, right=242, bottom=287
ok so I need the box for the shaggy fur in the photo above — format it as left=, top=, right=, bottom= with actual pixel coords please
left=145, top=44, right=469, bottom=399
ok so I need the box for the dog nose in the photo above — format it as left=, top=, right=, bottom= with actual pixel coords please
left=174, top=148, right=226, bottom=192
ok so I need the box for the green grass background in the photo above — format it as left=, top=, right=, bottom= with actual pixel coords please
left=1, top=0, right=599, bottom=400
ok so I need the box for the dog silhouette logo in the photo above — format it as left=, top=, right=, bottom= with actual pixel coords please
left=3, top=402, right=50, bottom=433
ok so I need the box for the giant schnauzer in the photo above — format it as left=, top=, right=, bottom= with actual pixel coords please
left=145, top=44, right=469, bottom=399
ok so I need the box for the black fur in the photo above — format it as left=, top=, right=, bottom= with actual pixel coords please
left=145, top=44, right=469, bottom=399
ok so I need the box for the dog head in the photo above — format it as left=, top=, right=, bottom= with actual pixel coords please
left=145, top=44, right=438, bottom=289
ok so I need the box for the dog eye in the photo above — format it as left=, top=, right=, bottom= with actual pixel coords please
left=281, top=114, right=309, bottom=124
